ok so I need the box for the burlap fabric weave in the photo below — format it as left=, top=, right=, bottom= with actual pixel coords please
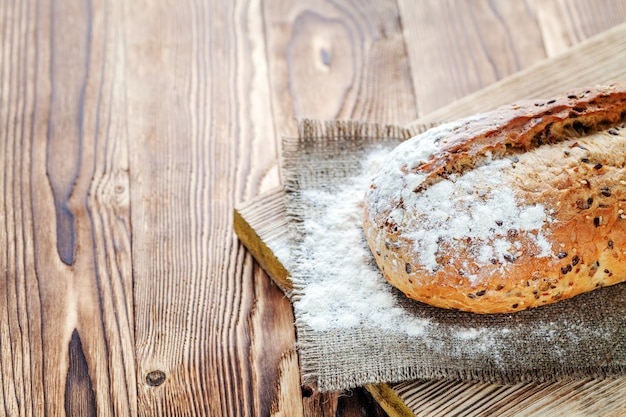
left=282, top=119, right=626, bottom=392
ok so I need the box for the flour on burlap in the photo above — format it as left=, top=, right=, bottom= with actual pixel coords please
left=295, top=148, right=430, bottom=336
left=292, top=142, right=546, bottom=334
left=292, top=146, right=520, bottom=359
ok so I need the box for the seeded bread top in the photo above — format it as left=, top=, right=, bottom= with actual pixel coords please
left=363, top=83, right=626, bottom=313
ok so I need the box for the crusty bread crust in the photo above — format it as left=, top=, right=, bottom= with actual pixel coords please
left=363, top=83, right=626, bottom=314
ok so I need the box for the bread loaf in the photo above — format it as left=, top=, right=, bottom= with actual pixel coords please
left=363, top=83, right=626, bottom=314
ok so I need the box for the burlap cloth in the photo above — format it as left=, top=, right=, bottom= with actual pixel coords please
left=281, top=119, right=626, bottom=392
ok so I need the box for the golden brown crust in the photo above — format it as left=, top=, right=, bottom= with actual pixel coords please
left=363, top=83, right=626, bottom=314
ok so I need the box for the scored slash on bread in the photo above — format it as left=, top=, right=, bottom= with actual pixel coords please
left=363, top=83, right=626, bottom=314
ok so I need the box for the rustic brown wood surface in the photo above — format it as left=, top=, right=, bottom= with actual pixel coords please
left=1, top=0, right=626, bottom=416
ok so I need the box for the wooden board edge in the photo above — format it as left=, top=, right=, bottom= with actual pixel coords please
left=233, top=191, right=294, bottom=294
left=365, top=384, right=415, bottom=417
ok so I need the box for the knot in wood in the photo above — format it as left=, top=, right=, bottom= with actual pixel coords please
left=146, top=370, right=166, bottom=387
left=301, top=385, right=314, bottom=398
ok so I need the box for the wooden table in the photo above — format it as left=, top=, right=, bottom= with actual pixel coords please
left=1, top=1, right=625, bottom=416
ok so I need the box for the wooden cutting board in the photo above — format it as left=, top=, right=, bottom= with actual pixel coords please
left=234, top=23, right=626, bottom=417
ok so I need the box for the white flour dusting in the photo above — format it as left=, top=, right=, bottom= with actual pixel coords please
left=291, top=139, right=553, bottom=338
left=401, top=157, right=553, bottom=276
left=294, top=148, right=430, bottom=336
left=366, top=123, right=556, bottom=285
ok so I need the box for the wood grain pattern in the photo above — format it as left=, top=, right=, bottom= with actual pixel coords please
left=399, top=0, right=547, bottom=117
left=393, top=377, right=626, bottom=417
left=1, top=0, right=136, bottom=415
left=234, top=189, right=292, bottom=293
left=3, top=0, right=626, bottom=416
left=399, top=0, right=626, bottom=118
left=262, top=0, right=418, bottom=139
left=0, top=2, right=44, bottom=414
left=531, top=0, right=626, bottom=57
left=411, top=22, right=626, bottom=129
left=124, top=0, right=300, bottom=415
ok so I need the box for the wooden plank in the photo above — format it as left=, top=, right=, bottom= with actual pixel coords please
left=0, top=0, right=137, bottom=415
left=0, top=0, right=208, bottom=413
left=393, top=378, right=626, bottom=416
left=530, top=0, right=626, bottom=57
left=234, top=23, right=626, bottom=417
left=3, top=0, right=625, bottom=416
left=0, top=1, right=45, bottom=414
left=262, top=0, right=419, bottom=139
left=234, top=189, right=292, bottom=294
left=122, top=0, right=304, bottom=416
left=398, top=0, right=548, bottom=117
left=366, top=384, right=415, bottom=417
left=399, top=0, right=626, bottom=118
